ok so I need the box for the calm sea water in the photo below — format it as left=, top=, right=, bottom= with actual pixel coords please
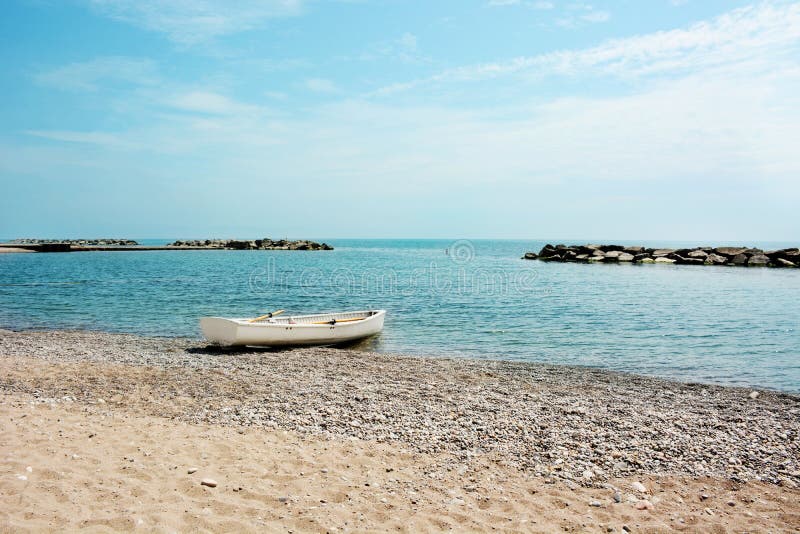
left=1, top=239, right=798, bottom=392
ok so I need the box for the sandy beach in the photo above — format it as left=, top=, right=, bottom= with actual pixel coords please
left=2, top=329, right=799, bottom=532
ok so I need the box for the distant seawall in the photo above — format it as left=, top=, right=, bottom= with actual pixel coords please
left=0, top=238, right=333, bottom=253
left=523, top=244, right=799, bottom=268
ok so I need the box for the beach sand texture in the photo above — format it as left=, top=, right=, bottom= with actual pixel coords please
left=1, top=329, right=799, bottom=532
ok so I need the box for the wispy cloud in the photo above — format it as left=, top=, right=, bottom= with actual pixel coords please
left=304, top=78, right=338, bottom=93
left=554, top=3, right=611, bottom=27
left=352, top=32, right=426, bottom=64
left=34, top=57, right=158, bottom=92
left=24, top=130, right=136, bottom=149
left=84, top=0, right=305, bottom=44
left=165, top=91, right=262, bottom=115
left=375, top=2, right=800, bottom=93
left=487, top=0, right=554, bottom=8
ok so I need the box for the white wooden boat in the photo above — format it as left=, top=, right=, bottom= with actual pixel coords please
left=200, top=309, right=386, bottom=347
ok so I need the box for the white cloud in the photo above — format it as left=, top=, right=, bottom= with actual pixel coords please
left=84, top=0, right=304, bottom=43
left=34, top=57, right=158, bottom=92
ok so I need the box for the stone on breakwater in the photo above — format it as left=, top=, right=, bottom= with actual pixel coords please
left=652, top=249, right=675, bottom=257
left=715, top=247, right=747, bottom=257
left=705, top=253, right=728, bottom=265
left=748, top=254, right=770, bottom=267
left=731, top=254, right=748, bottom=265
left=522, top=244, right=799, bottom=268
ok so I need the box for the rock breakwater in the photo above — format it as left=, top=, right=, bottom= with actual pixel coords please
left=523, top=244, right=799, bottom=267
left=9, top=238, right=139, bottom=246
left=167, top=238, right=333, bottom=250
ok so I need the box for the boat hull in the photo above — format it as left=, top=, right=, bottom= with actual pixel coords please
left=200, top=310, right=385, bottom=347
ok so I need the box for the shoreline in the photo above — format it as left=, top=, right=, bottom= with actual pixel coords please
left=1, top=324, right=797, bottom=395
left=2, top=328, right=799, bottom=531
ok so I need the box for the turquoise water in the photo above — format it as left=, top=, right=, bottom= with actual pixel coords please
left=1, top=239, right=798, bottom=392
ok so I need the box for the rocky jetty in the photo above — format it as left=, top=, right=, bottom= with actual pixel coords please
left=523, top=244, right=799, bottom=267
left=9, top=238, right=139, bottom=246
left=167, top=238, right=333, bottom=251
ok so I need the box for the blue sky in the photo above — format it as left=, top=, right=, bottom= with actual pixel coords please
left=1, top=0, right=799, bottom=240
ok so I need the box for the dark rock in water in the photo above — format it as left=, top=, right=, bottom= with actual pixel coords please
left=775, top=258, right=797, bottom=267
left=522, top=252, right=538, bottom=260
left=715, top=247, right=747, bottom=257
left=601, top=245, right=625, bottom=252
left=731, top=254, right=749, bottom=265
left=624, top=246, right=644, bottom=254
left=563, top=250, right=578, bottom=262
left=539, top=244, right=558, bottom=259
left=633, top=253, right=651, bottom=262
left=768, top=248, right=800, bottom=261
left=676, top=256, right=704, bottom=265
left=748, top=254, right=770, bottom=267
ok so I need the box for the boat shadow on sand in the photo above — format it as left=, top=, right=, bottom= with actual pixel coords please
left=187, top=335, right=382, bottom=355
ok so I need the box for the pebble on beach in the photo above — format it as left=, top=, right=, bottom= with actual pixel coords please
left=200, top=479, right=217, bottom=488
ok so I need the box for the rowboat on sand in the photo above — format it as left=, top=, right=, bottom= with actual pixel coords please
left=200, top=309, right=386, bottom=347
